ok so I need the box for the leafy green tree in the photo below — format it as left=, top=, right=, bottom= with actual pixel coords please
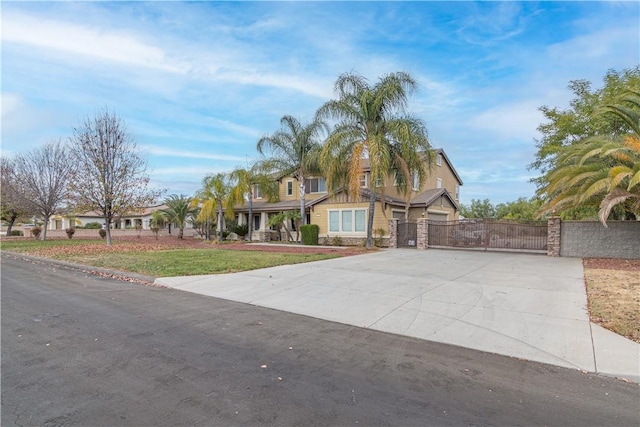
left=530, top=67, right=640, bottom=189
left=257, top=115, right=326, bottom=226
left=162, top=194, right=198, bottom=239
left=228, top=164, right=278, bottom=240
left=460, top=198, right=496, bottom=219
left=317, top=71, right=432, bottom=248
left=537, top=90, right=640, bottom=223
left=149, top=210, right=165, bottom=239
left=194, top=173, right=233, bottom=242
left=267, top=210, right=301, bottom=242
left=495, top=197, right=543, bottom=220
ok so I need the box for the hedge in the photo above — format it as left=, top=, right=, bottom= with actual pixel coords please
left=300, top=224, right=319, bottom=245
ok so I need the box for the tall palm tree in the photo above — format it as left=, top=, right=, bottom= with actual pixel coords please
left=162, top=194, right=198, bottom=239
left=257, top=115, right=327, bottom=225
left=317, top=71, right=432, bottom=248
left=539, top=90, right=640, bottom=224
left=194, top=173, right=233, bottom=242
left=228, top=164, right=278, bottom=241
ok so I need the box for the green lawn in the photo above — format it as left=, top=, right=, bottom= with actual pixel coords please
left=63, top=250, right=337, bottom=277
left=0, top=239, right=339, bottom=277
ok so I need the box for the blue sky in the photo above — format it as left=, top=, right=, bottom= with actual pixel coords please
left=2, top=1, right=638, bottom=205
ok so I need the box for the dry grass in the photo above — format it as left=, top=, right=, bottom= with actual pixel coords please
left=584, top=259, right=640, bottom=343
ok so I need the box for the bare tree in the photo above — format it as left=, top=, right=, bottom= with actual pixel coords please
left=70, top=109, right=162, bottom=245
left=0, top=157, right=34, bottom=235
left=8, top=140, right=74, bottom=240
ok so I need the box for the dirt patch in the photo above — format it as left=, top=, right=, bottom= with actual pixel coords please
left=584, top=258, right=640, bottom=343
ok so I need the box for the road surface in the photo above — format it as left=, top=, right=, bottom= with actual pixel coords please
left=2, top=253, right=638, bottom=426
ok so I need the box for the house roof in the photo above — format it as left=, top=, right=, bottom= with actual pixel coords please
left=358, top=187, right=459, bottom=210
left=77, top=204, right=167, bottom=218
left=234, top=196, right=328, bottom=213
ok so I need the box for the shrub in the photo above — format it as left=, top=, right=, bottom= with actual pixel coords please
left=9, top=230, right=23, bottom=237
left=300, top=224, right=319, bottom=245
left=84, top=222, right=102, bottom=229
left=228, top=222, right=249, bottom=238
left=99, top=229, right=107, bottom=239
left=373, top=227, right=386, bottom=247
left=30, top=226, right=42, bottom=239
left=65, top=227, right=76, bottom=239
left=331, top=235, right=343, bottom=246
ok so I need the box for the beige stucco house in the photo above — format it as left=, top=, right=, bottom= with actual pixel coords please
left=234, top=148, right=462, bottom=243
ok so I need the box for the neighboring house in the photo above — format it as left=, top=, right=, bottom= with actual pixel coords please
left=234, top=148, right=463, bottom=243
left=48, top=204, right=195, bottom=235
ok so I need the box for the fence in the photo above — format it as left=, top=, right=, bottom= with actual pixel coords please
left=389, top=218, right=639, bottom=259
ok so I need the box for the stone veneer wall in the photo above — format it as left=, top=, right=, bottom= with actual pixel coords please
left=559, top=221, right=640, bottom=259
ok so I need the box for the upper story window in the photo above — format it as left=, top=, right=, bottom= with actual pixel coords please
left=455, top=185, right=460, bottom=200
left=436, top=178, right=442, bottom=189
left=286, top=180, right=293, bottom=196
left=252, top=185, right=263, bottom=199
left=304, top=177, right=326, bottom=194
left=436, top=154, right=443, bottom=166
left=412, top=171, right=420, bottom=190
left=359, top=174, right=367, bottom=188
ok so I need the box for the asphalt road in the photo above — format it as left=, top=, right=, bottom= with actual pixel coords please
left=2, top=253, right=639, bottom=427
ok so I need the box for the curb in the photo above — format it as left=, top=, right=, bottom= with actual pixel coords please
left=1, top=251, right=157, bottom=285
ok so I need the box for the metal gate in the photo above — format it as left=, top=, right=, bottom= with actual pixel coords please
left=397, top=219, right=417, bottom=248
left=428, top=219, right=547, bottom=252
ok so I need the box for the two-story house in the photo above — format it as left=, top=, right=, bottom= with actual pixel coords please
left=234, top=148, right=462, bottom=244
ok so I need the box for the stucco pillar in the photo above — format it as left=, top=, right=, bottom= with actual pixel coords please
left=388, top=219, right=398, bottom=248
left=417, top=218, right=429, bottom=250
left=547, top=216, right=561, bottom=257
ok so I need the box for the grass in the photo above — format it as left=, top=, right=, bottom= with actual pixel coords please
left=0, top=239, right=339, bottom=277
left=60, top=250, right=338, bottom=277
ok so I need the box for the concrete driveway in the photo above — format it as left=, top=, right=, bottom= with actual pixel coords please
left=155, top=249, right=639, bottom=382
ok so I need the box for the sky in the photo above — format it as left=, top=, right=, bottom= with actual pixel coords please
left=2, top=1, right=639, bottom=205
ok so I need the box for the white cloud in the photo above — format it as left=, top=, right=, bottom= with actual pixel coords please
left=143, top=146, right=248, bottom=163
left=2, top=12, right=189, bottom=74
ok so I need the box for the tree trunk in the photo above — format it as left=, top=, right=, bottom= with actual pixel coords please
left=178, top=226, right=184, bottom=239
left=5, top=212, right=17, bottom=235
left=41, top=215, right=50, bottom=241
left=105, top=221, right=112, bottom=246
left=217, top=205, right=224, bottom=242
left=299, top=174, right=306, bottom=225
left=366, top=190, right=376, bottom=248
left=248, top=196, right=253, bottom=241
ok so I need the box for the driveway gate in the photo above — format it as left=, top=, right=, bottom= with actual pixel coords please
left=397, top=219, right=417, bottom=248
left=428, top=219, right=547, bottom=252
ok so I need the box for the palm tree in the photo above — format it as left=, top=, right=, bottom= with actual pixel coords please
left=257, top=115, right=327, bottom=225
left=317, top=71, right=432, bottom=248
left=539, top=90, right=640, bottom=224
left=194, top=173, right=233, bottom=242
left=162, top=194, right=198, bottom=239
left=228, top=164, right=277, bottom=240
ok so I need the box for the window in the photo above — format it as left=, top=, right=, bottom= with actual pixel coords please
left=455, top=185, right=460, bottom=200
left=252, top=185, right=263, bottom=199
left=253, top=214, right=261, bottom=231
left=286, top=181, right=293, bottom=196
left=436, top=178, right=442, bottom=189
left=436, top=154, right=443, bottom=166
left=375, top=176, right=382, bottom=187
left=412, top=171, right=420, bottom=190
left=304, top=177, right=326, bottom=194
left=359, top=174, right=367, bottom=188
left=328, top=209, right=367, bottom=233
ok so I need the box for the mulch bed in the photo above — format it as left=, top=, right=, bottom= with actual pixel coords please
left=583, top=258, right=640, bottom=271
